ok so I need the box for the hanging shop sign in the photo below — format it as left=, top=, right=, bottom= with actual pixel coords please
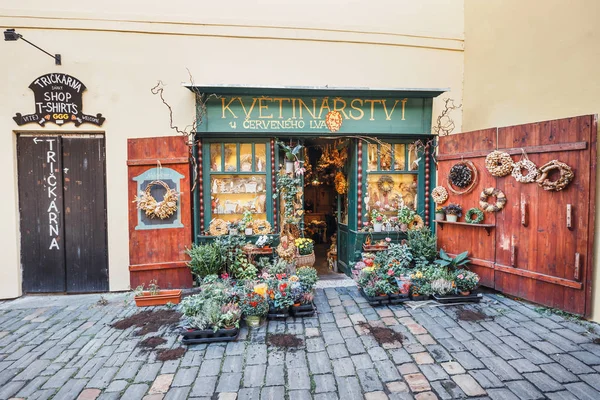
left=199, top=95, right=432, bottom=135
left=13, top=73, right=105, bottom=127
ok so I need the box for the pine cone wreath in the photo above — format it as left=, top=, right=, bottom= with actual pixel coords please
left=449, top=163, right=473, bottom=188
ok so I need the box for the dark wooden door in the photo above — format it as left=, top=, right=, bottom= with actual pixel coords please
left=17, top=135, right=66, bottom=292
left=62, top=136, right=109, bottom=292
left=17, top=134, right=108, bottom=293
left=437, top=115, right=596, bottom=316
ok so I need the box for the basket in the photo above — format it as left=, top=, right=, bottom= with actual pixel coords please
left=296, top=251, right=315, bottom=268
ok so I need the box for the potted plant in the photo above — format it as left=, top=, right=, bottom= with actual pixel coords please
left=241, top=290, right=269, bottom=328
left=134, top=280, right=182, bottom=307
left=397, top=206, right=417, bottom=231
left=228, top=221, right=240, bottom=235
left=295, top=238, right=315, bottom=268
left=444, top=204, right=462, bottom=222
left=256, top=235, right=272, bottom=249
left=220, top=302, right=242, bottom=330
left=266, top=281, right=295, bottom=319
left=291, top=291, right=315, bottom=316
left=434, top=249, right=470, bottom=269
left=435, top=206, right=445, bottom=221
left=454, top=270, right=480, bottom=296
left=277, top=140, right=303, bottom=174
left=241, top=211, right=254, bottom=235
left=296, top=266, right=318, bottom=292
left=370, top=209, right=385, bottom=232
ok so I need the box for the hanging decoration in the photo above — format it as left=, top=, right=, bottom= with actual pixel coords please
left=276, top=235, right=297, bottom=262
left=334, top=172, right=348, bottom=194
left=431, top=186, right=449, bottom=204
left=325, top=110, right=343, bottom=133
left=252, top=219, right=272, bottom=235
left=512, top=154, right=539, bottom=183
left=536, top=160, right=574, bottom=191
left=377, top=175, right=395, bottom=193
left=479, top=187, right=507, bottom=213
left=209, top=219, right=229, bottom=236
left=485, top=151, right=514, bottom=177
left=134, top=180, right=179, bottom=219
left=408, top=215, right=425, bottom=230
left=447, top=160, right=478, bottom=195
left=465, top=208, right=484, bottom=224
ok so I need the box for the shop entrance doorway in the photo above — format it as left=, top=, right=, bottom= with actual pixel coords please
left=17, top=134, right=109, bottom=293
left=301, top=139, right=347, bottom=279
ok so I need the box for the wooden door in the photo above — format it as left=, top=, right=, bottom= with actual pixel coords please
left=494, top=116, right=595, bottom=315
left=62, top=136, right=109, bottom=292
left=17, top=134, right=109, bottom=293
left=17, top=135, right=66, bottom=292
left=127, top=136, right=193, bottom=289
left=437, top=115, right=596, bottom=316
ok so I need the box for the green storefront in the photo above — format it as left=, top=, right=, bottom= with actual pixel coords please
left=191, top=86, right=443, bottom=274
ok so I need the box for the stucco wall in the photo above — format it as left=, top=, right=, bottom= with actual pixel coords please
left=463, top=0, right=600, bottom=320
left=0, top=1, right=464, bottom=297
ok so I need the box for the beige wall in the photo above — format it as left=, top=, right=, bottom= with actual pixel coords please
left=463, top=0, right=600, bottom=320
left=0, top=1, right=464, bottom=297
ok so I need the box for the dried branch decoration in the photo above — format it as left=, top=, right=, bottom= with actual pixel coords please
left=433, top=98, right=462, bottom=137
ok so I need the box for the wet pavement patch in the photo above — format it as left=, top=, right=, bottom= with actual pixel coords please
left=111, top=309, right=182, bottom=336
left=267, top=333, right=304, bottom=348
left=456, top=308, right=491, bottom=322
left=139, top=336, right=167, bottom=349
left=156, top=347, right=186, bottom=361
left=359, top=322, right=404, bottom=345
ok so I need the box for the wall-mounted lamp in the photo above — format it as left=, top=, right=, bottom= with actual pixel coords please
left=4, top=28, right=61, bottom=65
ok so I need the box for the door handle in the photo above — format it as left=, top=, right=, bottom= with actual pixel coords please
left=567, top=204, right=573, bottom=230
left=521, top=200, right=527, bottom=227
left=511, top=245, right=517, bottom=268
left=574, top=252, right=580, bottom=280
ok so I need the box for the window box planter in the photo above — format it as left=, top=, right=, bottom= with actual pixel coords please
left=359, top=288, right=389, bottom=306
left=134, top=289, right=182, bottom=307
left=180, top=327, right=239, bottom=345
left=267, top=306, right=290, bottom=320
left=291, top=302, right=316, bottom=317
left=432, top=291, right=482, bottom=304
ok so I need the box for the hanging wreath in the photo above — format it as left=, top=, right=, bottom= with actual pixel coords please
left=334, top=172, right=348, bottom=194
left=431, top=186, right=449, bottom=204
left=276, top=235, right=296, bottom=262
left=252, top=219, right=272, bottom=235
left=479, top=187, right=507, bottom=213
left=512, top=159, right=539, bottom=183
left=485, top=151, right=514, bottom=177
left=447, top=161, right=478, bottom=195
left=536, top=160, right=574, bottom=191
left=134, top=180, right=179, bottom=219
left=465, top=208, right=484, bottom=224
left=209, top=219, right=228, bottom=236
left=408, top=215, right=425, bottom=230
left=449, top=163, right=473, bottom=188
left=377, top=175, right=395, bottom=193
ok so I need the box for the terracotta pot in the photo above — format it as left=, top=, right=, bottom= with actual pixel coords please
left=293, top=303, right=301, bottom=307
left=134, top=289, right=182, bottom=307
left=460, top=290, right=471, bottom=296
left=446, top=214, right=458, bottom=222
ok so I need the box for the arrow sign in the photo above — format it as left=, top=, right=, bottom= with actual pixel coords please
left=33, top=137, right=41, bottom=144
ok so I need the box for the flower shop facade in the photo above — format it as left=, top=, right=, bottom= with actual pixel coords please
left=189, top=86, right=443, bottom=275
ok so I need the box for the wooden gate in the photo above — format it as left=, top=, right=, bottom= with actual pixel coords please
left=437, top=115, right=596, bottom=316
left=127, top=136, right=193, bottom=289
left=17, top=134, right=109, bottom=293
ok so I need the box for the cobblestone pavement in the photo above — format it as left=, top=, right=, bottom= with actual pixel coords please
left=1, top=288, right=600, bottom=400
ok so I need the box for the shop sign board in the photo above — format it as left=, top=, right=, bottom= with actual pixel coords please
left=13, top=73, right=105, bottom=127
left=200, top=95, right=432, bottom=134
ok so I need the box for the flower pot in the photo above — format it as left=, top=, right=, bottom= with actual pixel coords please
left=181, top=327, right=239, bottom=344
left=267, top=306, right=290, bottom=320
left=290, top=302, right=316, bottom=317
left=446, top=214, right=458, bottom=222
left=229, top=229, right=238, bottom=235
left=296, top=252, right=315, bottom=268
left=134, top=289, right=182, bottom=307
left=460, top=290, right=471, bottom=296
left=373, top=223, right=383, bottom=232
left=285, top=161, right=295, bottom=174
left=400, top=223, right=408, bottom=232
left=246, top=315, right=261, bottom=328
left=432, top=291, right=482, bottom=304
left=244, top=228, right=254, bottom=235
left=435, top=213, right=445, bottom=221
left=360, top=288, right=389, bottom=306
